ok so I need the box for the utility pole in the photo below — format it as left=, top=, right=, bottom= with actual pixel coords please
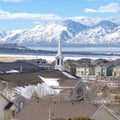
left=48, top=108, right=51, bottom=120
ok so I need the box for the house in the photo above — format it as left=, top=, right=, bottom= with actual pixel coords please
left=15, top=100, right=98, bottom=120
left=0, top=93, right=17, bottom=120
left=15, top=99, right=120, bottom=120
left=64, top=59, right=78, bottom=75
left=112, top=59, right=120, bottom=66
left=0, top=70, right=79, bottom=101
left=70, top=80, right=89, bottom=102
left=64, top=63, right=76, bottom=75
left=0, top=61, right=42, bottom=74
left=64, top=58, right=92, bottom=76
left=95, top=63, right=114, bottom=77
left=112, top=65, right=120, bottom=78
left=76, top=64, right=95, bottom=80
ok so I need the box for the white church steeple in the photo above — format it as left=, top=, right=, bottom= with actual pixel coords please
left=55, top=39, right=64, bottom=71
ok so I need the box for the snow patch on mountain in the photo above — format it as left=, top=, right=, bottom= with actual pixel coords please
left=0, top=18, right=120, bottom=46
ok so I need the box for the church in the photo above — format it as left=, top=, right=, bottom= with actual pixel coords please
left=0, top=39, right=120, bottom=120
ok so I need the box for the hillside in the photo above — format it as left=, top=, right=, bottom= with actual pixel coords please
left=0, top=19, right=120, bottom=47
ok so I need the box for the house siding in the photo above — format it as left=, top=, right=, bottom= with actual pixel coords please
left=0, top=95, right=9, bottom=120
left=4, top=110, right=10, bottom=120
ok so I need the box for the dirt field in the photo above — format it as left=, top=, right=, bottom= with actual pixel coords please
left=0, top=54, right=55, bottom=63
left=0, top=55, right=37, bottom=62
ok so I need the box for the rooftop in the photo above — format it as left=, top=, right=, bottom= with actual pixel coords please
left=15, top=100, right=98, bottom=120
left=0, top=70, right=78, bottom=87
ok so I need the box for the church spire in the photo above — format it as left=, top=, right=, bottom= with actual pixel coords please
left=55, top=39, right=64, bottom=71
left=57, top=37, right=62, bottom=56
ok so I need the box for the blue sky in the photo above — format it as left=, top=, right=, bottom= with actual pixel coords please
left=0, top=0, right=120, bottom=31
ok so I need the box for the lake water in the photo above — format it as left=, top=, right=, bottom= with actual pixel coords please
left=29, top=46, right=120, bottom=54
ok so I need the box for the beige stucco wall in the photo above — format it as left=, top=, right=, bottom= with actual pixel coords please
left=4, top=110, right=10, bottom=120
left=0, top=95, right=9, bottom=120
left=76, top=67, right=89, bottom=77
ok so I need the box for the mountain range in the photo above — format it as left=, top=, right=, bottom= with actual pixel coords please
left=0, top=18, right=120, bottom=47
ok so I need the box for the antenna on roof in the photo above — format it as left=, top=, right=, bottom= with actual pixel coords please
left=20, top=65, right=23, bottom=72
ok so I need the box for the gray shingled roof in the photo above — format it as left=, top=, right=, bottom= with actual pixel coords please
left=0, top=70, right=78, bottom=87
left=0, top=61, right=41, bottom=73
left=15, top=100, right=99, bottom=120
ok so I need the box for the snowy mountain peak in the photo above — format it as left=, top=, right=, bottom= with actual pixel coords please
left=63, top=19, right=89, bottom=35
left=94, top=20, right=118, bottom=31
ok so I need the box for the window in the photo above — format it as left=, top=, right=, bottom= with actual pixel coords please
left=81, top=71, right=84, bottom=75
left=11, top=110, right=15, bottom=117
left=57, top=59, right=59, bottom=65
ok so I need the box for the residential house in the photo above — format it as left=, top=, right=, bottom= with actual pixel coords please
left=95, top=63, right=114, bottom=77
left=70, top=80, right=89, bottom=102
left=64, top=59, right=79, bottom=75
left=64, top=58, right=92, bottom=76
left=0, top=61, right=42, bottom=74
left=0, top=94, right=17, bottom=120
left=112, top=65, right=120, bottom=78
left=64, top=63, right=76, bottom=75
left=15, top=100, right=98, bottom=120
left=117, top=76, right=120, bottom=86
left=112, top=59, right=120, bottom=66
left=76, top=64, right=95, bottom=80
left=15, top=99, right=120, bottom=120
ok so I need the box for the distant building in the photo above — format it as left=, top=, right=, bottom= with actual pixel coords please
left=76, top=64, right=89, bottom=77
left=70, top=80, right=88, bottom=102
left=112, top=65, right=120, bottom=78
left=112, top=59, right=120, bottom=66
left=76, top=64, right=95, bottom=79
left=64, top=63, right=76, bottom=75
left=95, top=63, right=114, bottom=77
left=0, top=61, right=43, bottom=74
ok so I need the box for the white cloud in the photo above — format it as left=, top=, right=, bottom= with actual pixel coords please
left=85, top=2, right=120, bottom=13
left=84, top=8, right=97, bottom=13
left=3, top=0, right=23, bottom=2
left=99, top=3, right=120, bottom=13
left=67, top=16, right=88, bottom=20
left=0, top=9, right=62, bottom=20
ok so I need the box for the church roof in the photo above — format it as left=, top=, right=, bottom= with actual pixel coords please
left=0, top=70, right=78, bottom=87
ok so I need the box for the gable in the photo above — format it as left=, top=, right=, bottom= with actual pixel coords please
left=92, top=105, right=119, bottom=120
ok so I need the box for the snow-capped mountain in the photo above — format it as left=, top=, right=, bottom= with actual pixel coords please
left=0, top=19, right=120, bottom=46
left=67, top=20, right=119, bottom=45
